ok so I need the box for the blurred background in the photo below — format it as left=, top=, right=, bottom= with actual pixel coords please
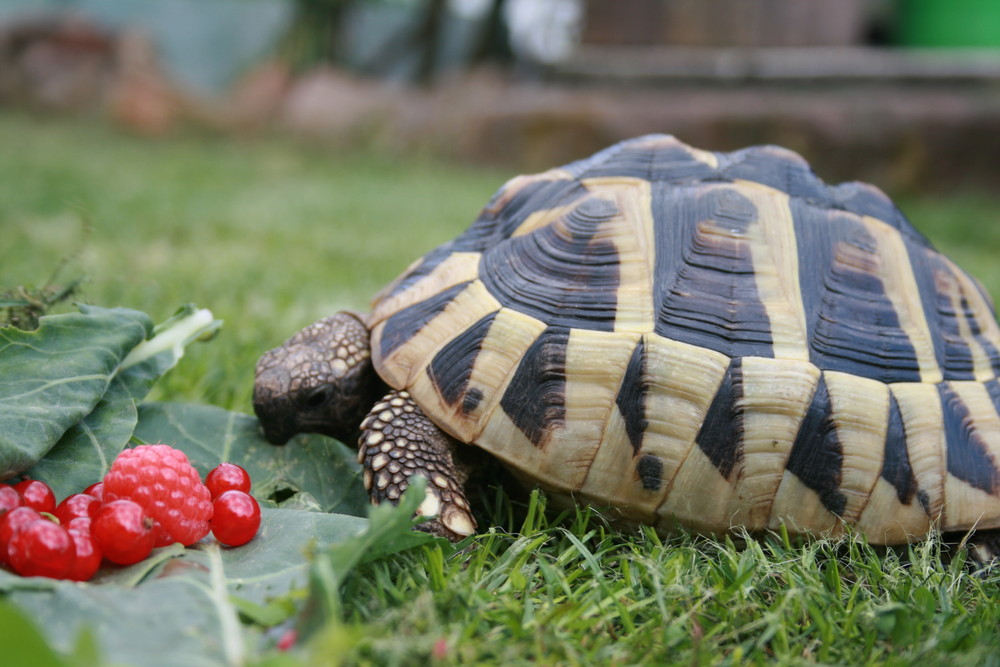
left=3, top=0, right=1000, bottom=189
left=3, top=0, right=1000, bottom=412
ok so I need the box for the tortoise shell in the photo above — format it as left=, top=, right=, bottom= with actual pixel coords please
left=366, top=134, right=1000, bottom=544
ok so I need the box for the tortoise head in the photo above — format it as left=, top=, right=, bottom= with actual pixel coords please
left=253, top=311, right=386, bottom=446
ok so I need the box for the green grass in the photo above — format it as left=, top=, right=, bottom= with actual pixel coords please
left=4, top=113, right=1000, bottom=666
left=0, top=114, right=508, bottom=412
left=331, top=496, right=1000, bottom=666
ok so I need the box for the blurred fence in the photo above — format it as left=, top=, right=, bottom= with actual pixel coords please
left=2, top=0, right=1000, bottom=189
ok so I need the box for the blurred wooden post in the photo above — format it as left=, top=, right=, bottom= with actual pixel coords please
left=582, top=0, right=867, bottom=47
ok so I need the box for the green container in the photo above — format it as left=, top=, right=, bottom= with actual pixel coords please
left=898, top=0, right=1000, bottom=47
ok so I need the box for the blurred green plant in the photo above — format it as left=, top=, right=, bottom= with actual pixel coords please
left=0, top=278, right=83, bottom=331
left=280, top=0, right=349, bottom=71
left=1, top=237, right=87, bottom=331
left=280, top=0, right=507, bottom=83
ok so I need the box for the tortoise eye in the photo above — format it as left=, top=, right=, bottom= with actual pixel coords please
left=303, top=387, right=332, bottom=409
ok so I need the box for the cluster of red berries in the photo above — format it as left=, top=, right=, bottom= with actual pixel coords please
left=0, top=444, right=261, bottom=581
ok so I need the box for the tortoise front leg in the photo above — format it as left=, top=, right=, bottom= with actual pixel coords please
left=358, top=389, right=477, bottom=541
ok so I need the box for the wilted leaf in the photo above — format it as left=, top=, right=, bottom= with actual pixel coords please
left=134, top=402, right=368, bottom=517
left=23, top=376, right=137, bottom=499
left=13, top=307, right=222, bottom=497
left=115, top=305, right=222, bottom=400
left=0, top=305, right=151, bottom=478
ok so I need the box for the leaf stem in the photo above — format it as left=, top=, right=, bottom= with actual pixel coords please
left=118, top=307, right=220, bottom=371
left=206, top=543, right=246, bottom=667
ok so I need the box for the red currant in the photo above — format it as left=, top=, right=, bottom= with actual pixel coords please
left=65, top=518, right=102, bottom=582
left=0, top=506, right=42, bottom=566
left=205, top=463, right=252, bottom=498
left=83, top=482, right=104, bottom=501
left=0, top=486, right=23, bottom=515
left=13, top=480, right=56, bottom=514
left=53, top=493, right=100, bottom=525
left=276, top=628, right=297, bottom=651
left=210, top=490, right=261, bottom=547
left=103, top=444, right=212, bottom=546
left=8, top=518, right=75, bottom=579
left=91, top=500, right=155, bottom=565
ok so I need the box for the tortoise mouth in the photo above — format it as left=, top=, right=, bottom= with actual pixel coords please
left=260, top=422, right=295, bottom=446
left=254, top=394, right=361, bottom=446
left=253, top=369, right=294, bottom=445
left=259, top=418, right=360, bottom=448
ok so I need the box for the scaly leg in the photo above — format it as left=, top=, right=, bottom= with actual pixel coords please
left=358, top=389, right=477, bottom=541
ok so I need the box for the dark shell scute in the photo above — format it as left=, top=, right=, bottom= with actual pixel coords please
left=382, top=180, right=589, bottom=302
left=569, top=136, right=719, bottom=183
left=479, top=196, right=621, bottom=332
left=908, top=246, right=1000, bottom=380
left=615, top=338, right=648, bottom=454
left=828, top=182, right=932, bottom=248
left=785, top=376, right=847, bottom=516
left=500, top=326, right=569, bottom=448
left=379, top=282, right=471, bottom=359
left=719, top=145, right=829, bottom=203
left=455, top=179, right=589, bottom=254
left=940, top=383, right=1000, bottom=495
left=791, top=199, right=922, bottom=383
left=428, top=312, right=497, bottom=410
left=695, top=358, right=745, bottom=481
left=881, top=392, right=919, bottom=506
left=636, top=454, right=664, bottom=491
left=653, top=187, right=774, bottom=358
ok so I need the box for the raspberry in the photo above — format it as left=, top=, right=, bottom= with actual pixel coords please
left=13, top=480, right=56, bottom=514
left=8, top=518, right=75, bottom=579
left=91, top=500, right=155, bottom=565
left=150, top=519, right=175, bottom=548
left=0, top=506, right=42, bottom=566
left=0, top=486, right=23, bottom=515
left=103, top=444, right=213, bottom=546
left=53, top=493, right=100, bottom=525
left=210, top=490, right=261, bottom=547
left=65, top=518, right=102, bottom=581
left=205, top=463, right=252, bottom=498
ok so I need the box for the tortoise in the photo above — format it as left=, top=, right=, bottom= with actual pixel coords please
left=253, top=134, right=1000, bottom=554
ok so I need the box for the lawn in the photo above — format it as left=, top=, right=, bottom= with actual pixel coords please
left=3, top=113, right=1000, bottom=666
